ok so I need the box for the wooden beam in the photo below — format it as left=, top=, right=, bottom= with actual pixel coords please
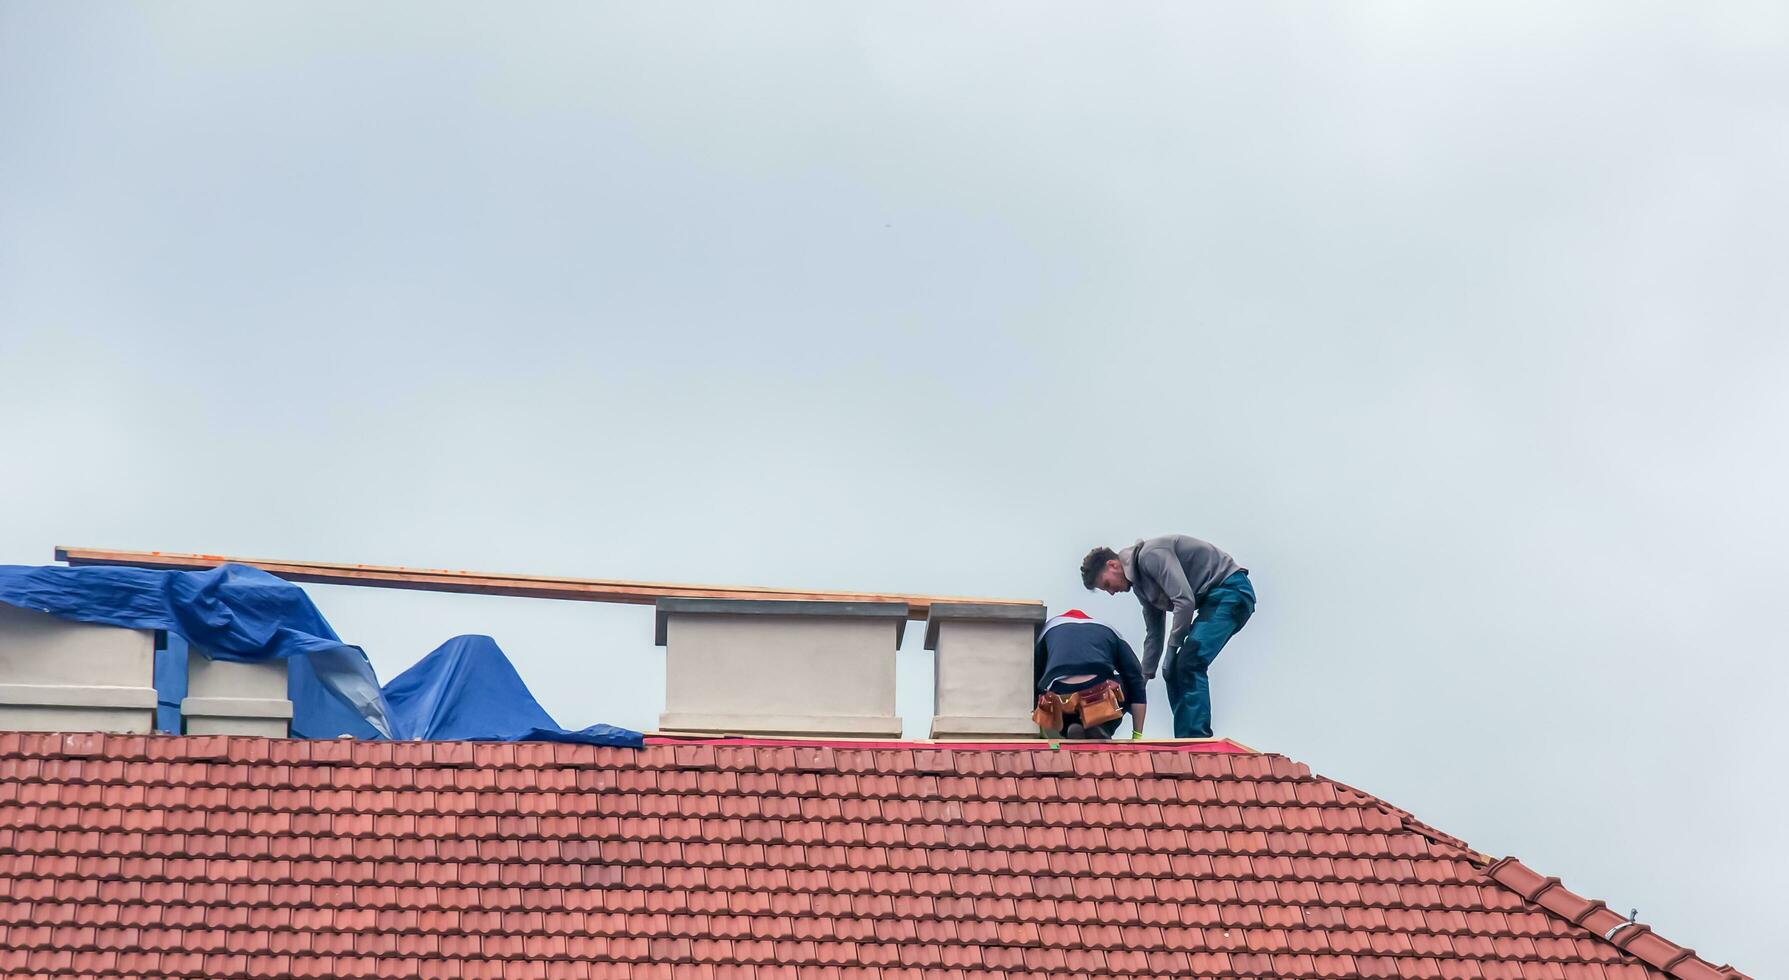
left=51, top=547, right=1042, bottom=620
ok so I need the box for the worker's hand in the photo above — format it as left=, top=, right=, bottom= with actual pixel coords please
left=1130, top=730, right=1144, bottom=740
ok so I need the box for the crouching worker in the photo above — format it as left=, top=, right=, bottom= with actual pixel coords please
left=1032, top=609, right=1146, bottom=739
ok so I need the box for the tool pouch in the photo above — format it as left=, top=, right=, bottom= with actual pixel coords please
left=1032, top=693, right=1067, bottom=732
left=1077, top=680, right=1125, bottom=727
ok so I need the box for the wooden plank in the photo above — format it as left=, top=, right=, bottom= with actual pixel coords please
left=51, top=547, right=1042, bottom=620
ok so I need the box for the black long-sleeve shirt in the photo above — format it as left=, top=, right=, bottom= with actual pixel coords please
left=1033, top=616, right=1147, bottom=709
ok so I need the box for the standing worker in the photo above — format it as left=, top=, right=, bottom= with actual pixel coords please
left=1080, top=535, right=1256, bottom=738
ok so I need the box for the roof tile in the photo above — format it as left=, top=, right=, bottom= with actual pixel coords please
left=0, top=732, right=1746, bottom=980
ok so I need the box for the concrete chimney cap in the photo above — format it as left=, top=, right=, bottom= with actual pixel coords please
left=653, top=597, right=910, bottom=647
left=922, top=602, right=1048, bottom=651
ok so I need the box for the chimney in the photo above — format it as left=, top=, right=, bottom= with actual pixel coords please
left=656, top=598, right=906, bottom=737
left=182, top=649, right=292, bottom=736
left=925, top=602, right=1047, bottom=738
left=0, top=603, right=157, bottom=733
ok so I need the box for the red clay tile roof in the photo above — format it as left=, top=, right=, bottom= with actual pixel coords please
left=0, top=731, right=1750, bottom=980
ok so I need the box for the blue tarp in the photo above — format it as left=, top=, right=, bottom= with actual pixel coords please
left=0, top=562, right=394, bottom=735
left=153, top=632, right=189, bottom=734
left=379, top=634, right=642, bottom=745
left=0, top=562, right=642, bottom=747
left=287, top=632, right=640, bottom=745
left=289, top=646, right=383, bottom=739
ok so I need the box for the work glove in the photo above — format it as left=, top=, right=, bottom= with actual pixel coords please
left=1130, top=730, right=1144, bottom=741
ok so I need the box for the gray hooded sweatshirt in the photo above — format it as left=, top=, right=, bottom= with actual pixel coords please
left=1122, top=534, right=1243, bottom=678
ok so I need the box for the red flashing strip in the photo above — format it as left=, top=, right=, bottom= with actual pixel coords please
left=644, top=735, right=1253, bottom=753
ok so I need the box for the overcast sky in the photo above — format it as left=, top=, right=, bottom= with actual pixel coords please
left=3, top=2, right=1785, bottom=973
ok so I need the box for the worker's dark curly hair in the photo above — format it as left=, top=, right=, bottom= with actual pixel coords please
left=1080, top=546, right=1118, bottom=590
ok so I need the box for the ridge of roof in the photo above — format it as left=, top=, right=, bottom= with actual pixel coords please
left=1483, top=857, right=1752, bottom=980
left=1317, top=771, right=1750, bottom=980
left=1321, top=777, right=1491, bottom=864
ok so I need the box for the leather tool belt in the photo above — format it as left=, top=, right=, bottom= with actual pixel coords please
left=1033, top=679, right=1124, bottom=732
